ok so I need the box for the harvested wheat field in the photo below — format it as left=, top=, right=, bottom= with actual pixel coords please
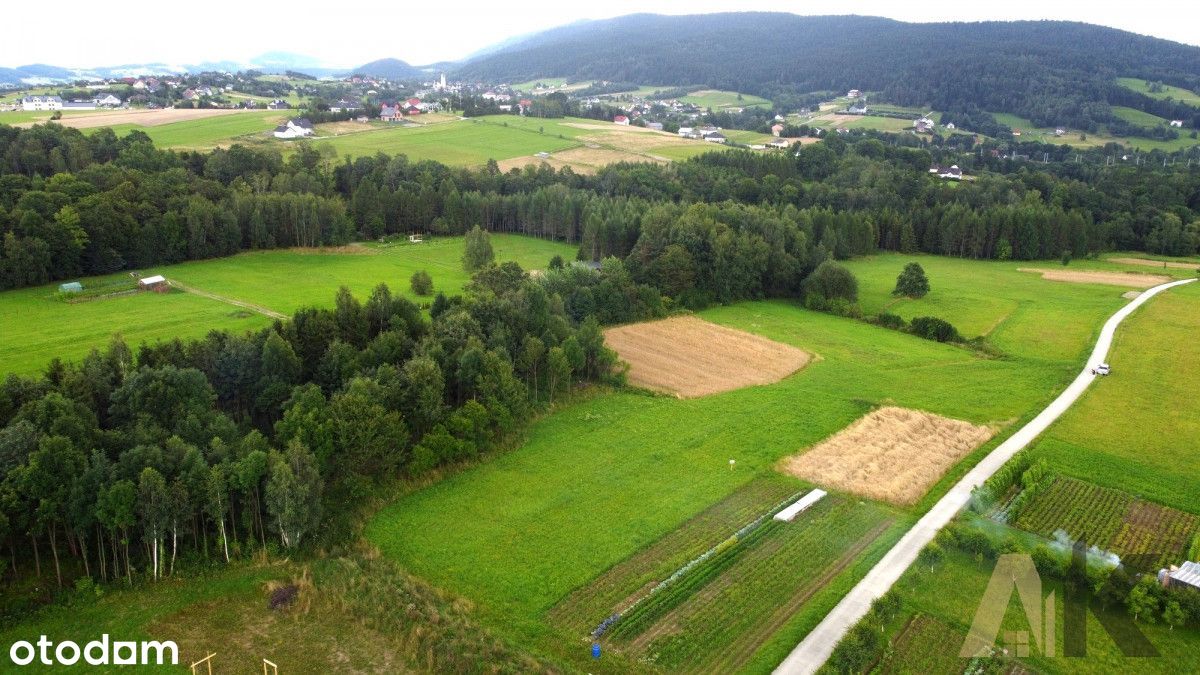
left=1108, top=257, right=1200, bottom=270
left=18, top=107, right=250, bottom=129
left=1018, top=268, right=1170, bottom=288
left=603, top=316, right=811, bottom=397
left=779, top=407, right=993, bottom=505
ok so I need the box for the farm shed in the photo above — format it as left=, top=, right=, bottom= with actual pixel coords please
left=58, top=282, right=82, bottom=293
left=1159, top=561, right=1200, bottom=592
left=138, top=275, right=168, bottom=292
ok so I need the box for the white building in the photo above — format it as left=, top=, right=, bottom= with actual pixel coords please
left=21, top=95, right=63, bottom=111
left=95, top=94, right=122, bottom=107
left=273, top=118, right=315, bottom=139
left=1170, top=120, right=1184, bottom=128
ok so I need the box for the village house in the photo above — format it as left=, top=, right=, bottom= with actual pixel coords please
left=20, top=95, right=63, bottom=111
left=678, top=126, right=694, bottom=137
left=379, top=103, right=403, bottom=122
left=944, top=122, right=956, bottom=130
left=847, top=103, right=868, bottom=115
left=95, top=93, right=122, bottom=107
left=929, top=163, right=964, bottom=180
left=703, top=131, right=727, bottom=143
left=1159, top=561, right=1200, bottom=592
left=273, top=118, right=315, bottom=139
left=771, top=123, right=785, bottom=136
left=613, top=114, right=630, bottom=125
left=330, top=99, right=363, bottom=113
left=769, top=137, right=791, bottom=149
left=913, top=117, right=935, bottom=133
left=847, top=89, right=862, bottom=98
left=267, top=99, right=291, bottom=110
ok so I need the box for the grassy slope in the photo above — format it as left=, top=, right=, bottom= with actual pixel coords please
left=100, top=111, right=287, bottom=149
left=0, top=235, right=577, bottom=376
left=681, top=90, right=771, bottom=110
left=1029, top=280, right=1200, bottom=512
left=1116, top=77, right=1200, bottom=106
left=1112, top=106, right=1171, bottom=127
left=367, top=261, right=1126, bottom=657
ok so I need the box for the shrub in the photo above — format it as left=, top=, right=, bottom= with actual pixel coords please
left=909, top=316, right=961, bottom=343
left=803, top=260, right=858, bottom=303
left=1061, top=250, right=1072, bottom=266
left=875, top=312, right=907, bottom=330
left=892, top=262, right=930, bottom=298
left=410, top=270, right=433, bottom=296
left=548, top=254, right=564, bottom=270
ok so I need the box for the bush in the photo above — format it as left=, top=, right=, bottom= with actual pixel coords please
left=803, top=260, right=858, bottom=303
left=909, top=316, right=961, bottom=343
left=875, top=312, right=907, bottom=330
left=892, top=262, right=930, bottom=298
left=410, top=270, right=433, bottom=296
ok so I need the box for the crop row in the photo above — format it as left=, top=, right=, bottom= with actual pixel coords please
left=641, top=499, right=892, bottom=671
left=548, top=477, right=797, bottom=634
left=1014, top=476, right=1200, bottom=568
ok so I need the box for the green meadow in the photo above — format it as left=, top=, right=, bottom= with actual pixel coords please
left=1112, top=105, right=1172, bottom=127
left=99, top=110, right=287, bottom=149
left=1027, top=280, right=1200, bottom=512
left=0, top=234, right=576, bottom=376
left=307, top=118, right=579, bottom=165
left=1117, top=77, right=1200, bottom=106
left=680, top=89, right=771, bottom=110
left=367, top=258, right=1134, bottom=664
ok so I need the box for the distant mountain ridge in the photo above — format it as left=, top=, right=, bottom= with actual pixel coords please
left=453, top=13, right=1200, bottom=131
left=0, top=52, right=349, bottom=86
left=349, top=58, right=425, bottom=80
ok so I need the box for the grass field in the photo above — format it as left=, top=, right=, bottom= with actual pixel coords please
left=306, top=118, right=579, bottom=165
left=367, top=260, right=1131, bottom=665
left=98, top=110, right=287, bottom=149
left=681, top=89, right=771, bottom=110
left=1026, top=280, right=1200, bottom=513
left=1112, top=106, right=1172, bottom=127
left=0, top=234, right=577, bottom=376
left=1117, top=77, right=1200, bottom=107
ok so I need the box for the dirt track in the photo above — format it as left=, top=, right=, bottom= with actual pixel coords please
left=603, top=316, right=811, bottom=397
left=1109, top=257, right=1200, bottom=270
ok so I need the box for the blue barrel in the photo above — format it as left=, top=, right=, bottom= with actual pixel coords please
left=591, top=642, right=601, bottom=659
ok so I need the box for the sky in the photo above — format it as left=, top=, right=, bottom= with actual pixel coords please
left=3, top=1, right=1199, bottom=68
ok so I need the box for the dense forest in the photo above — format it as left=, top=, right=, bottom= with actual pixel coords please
left=3, top=122, right=1199, bottom=293
left=456, top=14, right=1200, bottom=136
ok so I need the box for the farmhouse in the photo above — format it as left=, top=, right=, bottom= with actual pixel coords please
left=913, top=117, right=935, bottom=133
left=1159, top=561, right=1200, bottom=592
left=138, top=275, right=168, bottom=292
left=929, top=163, right=964, bottom=179
left=95, top=94, right=122, bottom=107
left=768, top=137, right=791, bottom=149
left=613, top=115, right=630, bottom=125
left=379, top=104, right=403, bottom=122
left=847, top=89, right=862, bottom=98
left=703, top=131, right=727, bottom=143
left=273, top=118, right=315, bottom=139
left=678, top=126, right=694, bottom=136
left=847, top=103, right=868, bottom=115
left=771, top=123, right=785, bottom=136
left=266, top=99, right=291, bottom=110
left=20, top=95, right=63, bottom=111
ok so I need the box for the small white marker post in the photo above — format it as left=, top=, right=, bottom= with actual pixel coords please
left=729, top=459, right=736, bottom=471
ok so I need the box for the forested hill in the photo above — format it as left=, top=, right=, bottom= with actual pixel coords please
left=456, top=13, right=1200, bottom=131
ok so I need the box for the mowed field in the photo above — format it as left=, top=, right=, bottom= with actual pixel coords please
left=1117, top=77, right=1200, bottom=106
left=680, top=89, right=771, bottom=110
left=367, top=259, right=1136, bottom=669
left=2, top=108, right=291, bottom=150
left=0, top=234, right=577, bottom=376
left=1026, top=280, right=1200, bottom=512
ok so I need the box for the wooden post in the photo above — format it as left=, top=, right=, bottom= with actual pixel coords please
left=263, top=658, right=279, bottom=675
left=190, top=653, right=215, bottom=675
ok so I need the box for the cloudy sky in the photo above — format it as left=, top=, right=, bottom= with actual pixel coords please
left=3, top=1, right=1198, bottom=68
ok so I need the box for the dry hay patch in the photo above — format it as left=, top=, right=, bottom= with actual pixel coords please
left=563, top=122, right=666, bottom=133
left=779, top=407, right=993, bottom=505
left=603, top=316, right=810, bottom=398
left=33, top=107, right=252, bottom=129
left=1018, top=268, right=1169, bottom=288
left=1108, top=257, right=1199, bottom=270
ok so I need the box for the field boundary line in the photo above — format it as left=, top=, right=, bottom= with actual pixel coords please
left=169, top=281, right=287, bottom=320
left=773, top=277, right=1197, bottom=675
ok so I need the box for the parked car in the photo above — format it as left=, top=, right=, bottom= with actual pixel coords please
left=1092, top=363, right=1110, bottom=375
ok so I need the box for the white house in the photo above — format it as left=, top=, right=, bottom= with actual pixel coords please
left=847, top=89, right=862, bottom=98
left=95, top=94, right=122, bottom=107
left=677, top=126, right=694, bottom=137
left=769, top=137, right=791, bottom=149
left=703, top=131, right=727, bottom=143
left=914, top=117, right=935, bottom=133
left=273, top=118, right=315, bottom=139
left=21, top=95, right=63, bottom=111
left=1170, top=120, right=1184, bottom=127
